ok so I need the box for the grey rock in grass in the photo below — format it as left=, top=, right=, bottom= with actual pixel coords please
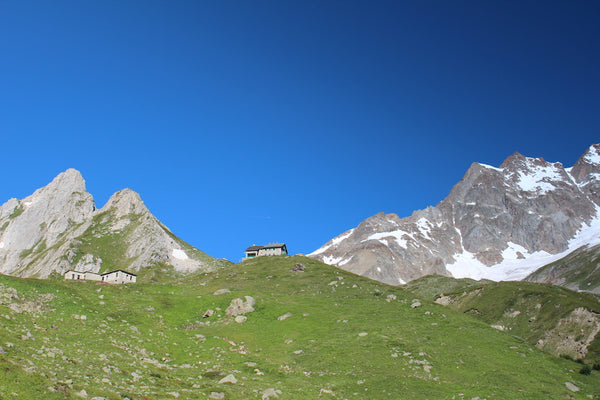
left=8, top=303, right=22, bottom=313
left=226, top=297, right=255, bottom=317
left=292, top=263, right=305, bottom=272
left=277, top=313, right=292, bottom=321
left=262, top=388, right=282, bottom=399
left=565, top=381, right=580, bottom=392
left=218, top=374, right=237, bottom=384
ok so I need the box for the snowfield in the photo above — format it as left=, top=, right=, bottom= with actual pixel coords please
left=448, top=206, right=600, bottom=281
left=172, top=249, right=189, bottom=260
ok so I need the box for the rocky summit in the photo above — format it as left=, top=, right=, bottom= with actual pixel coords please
left=0, top=169, right=226, bottom=279
left=310, top=144, right=600, bottom=286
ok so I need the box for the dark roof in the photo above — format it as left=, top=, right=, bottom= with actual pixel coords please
left=101, top=269, right=137, bottom=276
left=245, top=243, right=287, bottom=252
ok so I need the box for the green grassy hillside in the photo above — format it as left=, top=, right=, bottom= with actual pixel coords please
left=406, top=275, right=600, bottom=363
left=1, top=256, right=599, bottom=399
left=526, top=244, right=600, bottom=293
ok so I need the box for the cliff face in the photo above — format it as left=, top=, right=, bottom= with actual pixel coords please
left=0, top=169, right=225, bottom=278
left=310, top=145, right=600, bottom=285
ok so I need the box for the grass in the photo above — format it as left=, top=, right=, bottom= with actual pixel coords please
left=527, top=244, right=600, bottom=291
left=0, top=256, right=599, bottom=399
left=69, top=211, right=143, bottom=272
left=407, top=274, right=600, bottom=363
left=9, top=205, right=24, bottom=219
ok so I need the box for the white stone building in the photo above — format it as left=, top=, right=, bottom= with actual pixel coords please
left=101, top=270, right=137, bottom=284
left=244, top=243, right=288, bottom=260
left=64, top=269, right=136, bottom=284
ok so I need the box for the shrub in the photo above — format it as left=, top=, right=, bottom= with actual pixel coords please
left=593, top=362, right=600, bottom=371
left=560, top=354, right=574, bottom=361
left=579, top=365, right=591, bottom=375
left=48, top=271, right=64, bottom=281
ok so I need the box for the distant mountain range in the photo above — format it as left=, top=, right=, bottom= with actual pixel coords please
left=2, top=146, right=600, bottom=291
left=0, top=169, right=228, bottom=280
left=310, top=144, right=600, bottom=290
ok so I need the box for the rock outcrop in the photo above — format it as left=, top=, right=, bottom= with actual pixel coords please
left=0, top=169, right=227, bottom=278
left=311, top=144, right=600, bottom=285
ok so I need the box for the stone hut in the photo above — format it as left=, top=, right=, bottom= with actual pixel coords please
left=101, top=270, right=137, bottom=284
left=244, top=243, right=288, bottom=260
left=64, top=270, right=101, bottom=281
left=64, top=269, right=136, bottom=284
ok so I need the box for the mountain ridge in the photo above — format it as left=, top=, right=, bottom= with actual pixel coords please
left=0, top=169, right=228, bottom=279
left=310, top=144, right=600, bottom=287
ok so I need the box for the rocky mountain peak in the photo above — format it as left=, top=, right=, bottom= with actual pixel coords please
left=0, top=169, right=225, bottom=278
left=499, top=152, right=527, bottom=169
left=311, top=145, right=600, bottom=285
left=584, top=144, right=600, bottom=164
left=34, top=168, right=88, bottom=197
left=569, top=144, right=600, bottom=207
left=56, top=167, right=86, bottom=187
left=100, top=188, right=148, bottom=217
left=570, top=144, right=600, bottom=182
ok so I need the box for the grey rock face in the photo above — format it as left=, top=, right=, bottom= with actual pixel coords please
left=225, top=296, right=256, bottom=317
left=0, top=169, right=223, bottom=278
left=525, top=243, right=600, bottom=293
left=311, top=145, right=600, bottom=285
left=0, top=169, right=95, bottom=276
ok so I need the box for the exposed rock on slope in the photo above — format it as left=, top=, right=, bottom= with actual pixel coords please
left=311, top=144, right=600, bottom=285
left=0, top=169, right=226, bottom=278
left=405, top=275, right=600, bottom=361
left=525, top=243, right=600, bottom=293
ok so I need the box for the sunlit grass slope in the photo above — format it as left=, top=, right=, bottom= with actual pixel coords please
left=0, top=256, right=599, bottom=399
left=406, top=274, right=600, bottom=363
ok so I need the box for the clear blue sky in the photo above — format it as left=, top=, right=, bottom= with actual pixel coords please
left=1, top=1, right=598, bottom=262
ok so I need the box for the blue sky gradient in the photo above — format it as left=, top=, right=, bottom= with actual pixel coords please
left=1, top=1, right=599, bottom=262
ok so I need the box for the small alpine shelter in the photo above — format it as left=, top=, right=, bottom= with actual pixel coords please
left=64, top=270, right=102, bottom=281
left=101, top=270, right=137, bottom=284
left=65, top=269, right=136, bottom=284
left=244, top=243, right=288, bottom=260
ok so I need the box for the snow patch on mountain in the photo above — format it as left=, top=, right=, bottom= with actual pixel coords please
left=310, top=229, right=354, bottom=256
left=416, top=218, right=433, bottom=240
left=514, top=162, right=563, bottom=194
left=322, top=255, right=344, bottom=265
left=172, top=249, right=189, bottom=260
left=339, top=257, right=353, bottom=266
left=480, top=163, right=502, bottom=172
left=365, top=230, right=409, bottom=249
left=584, top=145, right=600, bottom=164
left=447, top=247, right=556, bottom=281
left=502, top=242, right=530, bottom=260
left=449, top=206, right=600, bottom=281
